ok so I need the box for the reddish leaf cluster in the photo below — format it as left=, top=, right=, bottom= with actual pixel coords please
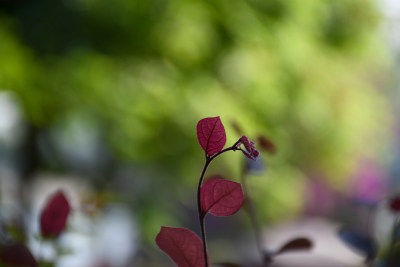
left=264, top=237, right=313, bottom=262
left=239, top=136, right=259, bottom=161
left=0, top=190, right=71, bottom=267
left=157, top=117, right=255, bottom=267
left=230, top=120, right=276, bottom=155
left=196, top=117, right=226, bottom=156
left=40, top=191, right=71, bottom=238
left=156, top=178, right=244, bottom=266
left=156, top=227, right=207, bottom=267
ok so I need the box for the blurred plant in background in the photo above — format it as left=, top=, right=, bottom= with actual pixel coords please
left=0, top=0, right=397, bottom=266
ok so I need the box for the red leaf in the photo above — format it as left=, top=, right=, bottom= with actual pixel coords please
left=277, top=237, right=313, bottom=254
left=390, top=196, right=400, bottom=212
left=200, top=178, right=244, bottom=216
left=40, top=191, right=71, bottom=238
left=239, top=136, right=259, bottom=161
left=257, top=135, right=276, bottom=154
left=155, top=226, right=206, bottom=267
left=0, top=242, right=37, bottom=267
left=196, top=117, right=226, bottom=156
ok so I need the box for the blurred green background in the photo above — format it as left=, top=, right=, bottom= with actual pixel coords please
left=0, top=0, right=397, bottom=266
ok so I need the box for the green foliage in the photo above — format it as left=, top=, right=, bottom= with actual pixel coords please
left=0, top=0, right=393, bottom=241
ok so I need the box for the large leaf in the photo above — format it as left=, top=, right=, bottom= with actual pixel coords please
left=196, top=117, right=226, bottom=156
left=200, top=178, right=243, bottom=217
left=0, top=242, right=37, bottom=267
left=40, top=191, right=71, bottom=238
left=156, top=226, right=206, bottom=267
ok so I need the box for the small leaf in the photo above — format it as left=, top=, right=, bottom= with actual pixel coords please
left=257, top=136, right=276, bottom=154
left=155, top=226, right=206, bottom=267
left=0, top=242, right=37, bottom=267
left=200, top=178, right=244, bottom=217
left=338, top=228, right=377, bottom=261
left=263, top=238, right=313, bottom=263
left=197, top=117, right=226, bottom=156
left=238, top=136, right=259, bottom=161
left=390, top=195, right=400, bottom=212
left=40, top=191, right=71, bottom=238
left=277, top=237, right=313, bottom=254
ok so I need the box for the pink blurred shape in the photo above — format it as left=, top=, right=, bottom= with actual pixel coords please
left=351, top=161, right=387, bottom=206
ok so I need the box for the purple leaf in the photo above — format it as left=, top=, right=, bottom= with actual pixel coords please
left=0, top=242, right=37, bottom=267
left=277, top=237, right=313, bottom=254
left=390, top=195, right=400, bottom=212
left=40, top=191, right=71, bottom=238
left=257, top=136, right=276, bottom=154
left=238, top=136, right=259, bottom=161
left=200, top=178, right=244, bottom=217
left=156, top=226, right=207, bottom=267
left=197, top=117, right=226, bottom=156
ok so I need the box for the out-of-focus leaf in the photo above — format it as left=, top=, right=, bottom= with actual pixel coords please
left=0, top=241, right=37, bottom=267
left=200, top=178, right=244, bottom=217
left=257, top=136, right=276, bottom=154
left=390, top=195, right=400, bottom=212
left=196, top=117, right=226, bottom=156
left=263, top=237, right=313, bottom=263
left=155, top=226, right=206, bottom=267
left=277, top=237, right=313, bottom=254
left=40, top=191, right=71, bottom=238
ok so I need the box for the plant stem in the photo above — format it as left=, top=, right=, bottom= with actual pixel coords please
left=388, top=214, right=400, bottom=266
left=197, top=157, right=211, bottom=267
left=241, top=170, right=263, bottom=262
left=199, top=214, right=208, bottom=267
left=196, top=141, right=241, bottom=267
left=209, top=140, right=241, bottom=161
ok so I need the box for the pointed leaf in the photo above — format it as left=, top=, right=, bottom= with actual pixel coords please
left=156, top=226, right=206, bottom=267
left=0, top=242, right=37, bottom=267
left=197, top=117, right=226, bottom=156
left=277, top=237, right=313, bottom=254
left=40, top=191, right=71, bottom=238
left=201, top=178, right=244, bottom=216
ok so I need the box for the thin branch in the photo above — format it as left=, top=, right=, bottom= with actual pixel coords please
left=196, top=141, right=242, bottom=267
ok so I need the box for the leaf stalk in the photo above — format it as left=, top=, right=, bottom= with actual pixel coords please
left=196, top=142, right=241, bottom=267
